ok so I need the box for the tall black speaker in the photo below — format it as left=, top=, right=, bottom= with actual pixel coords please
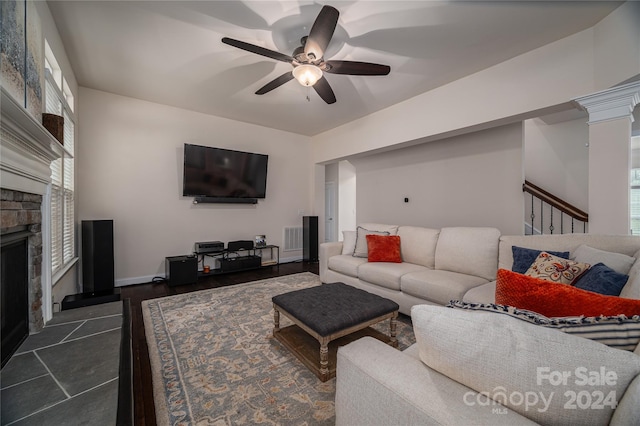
left=82, top=220, right=115, bottom=293
left=303, top=216, right=318, bottom=262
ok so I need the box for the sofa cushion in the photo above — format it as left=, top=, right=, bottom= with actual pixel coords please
left=524, top=251, right=590, bottom=285
left=353, top=226, right=390, bottom=258
left=358, top=262, right=427, bottom=291
left=336, top=337, right=538, bottom=426
left=574, top=262, right=629, bottom=296
left=397, top=226, right=439, bottom=268
left=511, top=245, right=570, bottom=274
left=462, top=281, right=496, bottom=304
left=435, top=227, right=500, bottom=281
left=328, top=254, right=368, bottom=278
left=401, top=269, right=488, bottom=306
left=572, top=244, right=635, bottom=275
left=623, top=247, right=640, bottom=298
left=621, top=268, right=640, bottom=300
left=341, top=230, right=357, bottom=255
left=411, top=304, right=640, bottom=426
left=366, top=235, right=402, bottom=263
left=448, top=300, right=640, bottom=351
left=611, top=373, right=640, bottom=426
left=496, top=268, right=640, bottom=317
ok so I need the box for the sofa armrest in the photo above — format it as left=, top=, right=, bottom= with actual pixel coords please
left=319, top=241, right=343, bottom=283
left=336, top=337, right=537, bottom=426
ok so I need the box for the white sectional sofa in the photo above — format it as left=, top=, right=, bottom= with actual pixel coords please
left=320, top=224, right=640, bottom=314
left=321, top=225, right=640, bottom=425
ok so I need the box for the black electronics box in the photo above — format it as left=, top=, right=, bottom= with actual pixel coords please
left=165, top=255, right=198, bottom=287
left=219, top=255, right=261, bottom=272
left=227, top=240, right=254, bottom=251
left=194, top=241, right=224, bottom=254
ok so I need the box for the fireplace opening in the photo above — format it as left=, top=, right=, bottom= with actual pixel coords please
left=1, top=228, right=31, bottom=368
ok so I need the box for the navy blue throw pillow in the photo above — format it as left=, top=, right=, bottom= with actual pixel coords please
left=511, top=246, right=570, bottom=274
left=574, top=263, right=629, bottom=296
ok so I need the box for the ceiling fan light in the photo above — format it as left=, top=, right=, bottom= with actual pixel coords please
left=292, top=64, right=323, bottom=87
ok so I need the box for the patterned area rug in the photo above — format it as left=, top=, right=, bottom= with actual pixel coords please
left=142, top=272, right=415, bottom=425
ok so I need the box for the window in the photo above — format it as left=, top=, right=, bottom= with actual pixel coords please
left=45, top=42, right=75, bottom=277
left=631, top=136, right=640, bottom=235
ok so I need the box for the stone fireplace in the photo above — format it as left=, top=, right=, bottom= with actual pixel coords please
left=1, top=87, right=64, bottom=360
left=1, top=189, right=44, bottom=332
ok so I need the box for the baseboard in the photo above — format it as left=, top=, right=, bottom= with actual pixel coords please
left=115, top=256, right=306, bottom=287
left=280, top=255, right=303, bottom=264
left=115, top=275, right=163, bottom=287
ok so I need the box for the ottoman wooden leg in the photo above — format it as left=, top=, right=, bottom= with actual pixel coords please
left=319, top=338, right=330, bottom=381
left=389, top=315, right=398, bottom=348
left=273, top=304, right=280, bottom=335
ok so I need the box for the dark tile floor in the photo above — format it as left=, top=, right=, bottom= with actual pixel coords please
left=0, top=302, right=122, bottom=425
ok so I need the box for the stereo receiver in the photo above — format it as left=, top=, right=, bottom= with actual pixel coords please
left=194, top=241, right=224, bottom=254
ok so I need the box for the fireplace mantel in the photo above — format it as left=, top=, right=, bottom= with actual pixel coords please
left=1, top=87, right=69, bottom=196
left=1, top=87, right=71, bottom=328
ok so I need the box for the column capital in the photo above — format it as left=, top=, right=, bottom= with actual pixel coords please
left=573, top=81, right=640, bottom=124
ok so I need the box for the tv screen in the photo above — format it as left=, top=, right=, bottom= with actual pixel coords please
left=182, top=144, right=268, bottom=199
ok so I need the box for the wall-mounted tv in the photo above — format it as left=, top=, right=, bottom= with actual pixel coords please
left=182, top=143, right=268, bottom=202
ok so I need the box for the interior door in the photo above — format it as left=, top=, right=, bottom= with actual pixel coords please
left=325, top=182, right=337, bottom=242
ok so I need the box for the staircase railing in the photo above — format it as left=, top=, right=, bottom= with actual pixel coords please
left=522, top=180, right=588, bottom=234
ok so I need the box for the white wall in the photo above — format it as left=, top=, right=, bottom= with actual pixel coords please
left=338, top=160, right=356, bottom=239
left=350, top=123, right=523, bottom=234
left=78, top=88, right=312, bottom=285
left=311, top=3, right=639, bottom=165
left=524, top=117, right=589, bottom=211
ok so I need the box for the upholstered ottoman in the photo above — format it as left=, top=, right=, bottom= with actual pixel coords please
left=272, top=282, right=399, bottom=381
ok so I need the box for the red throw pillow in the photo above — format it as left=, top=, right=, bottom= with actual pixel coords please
left=366, top=235, right=402, bottom=263
left=496, top=268, right=640, bottom=317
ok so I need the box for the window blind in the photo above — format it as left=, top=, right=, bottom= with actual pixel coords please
left=46, top=69, right=75, bottom=276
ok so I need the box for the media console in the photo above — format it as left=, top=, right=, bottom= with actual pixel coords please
left=195, top=244, right=280, bottom=276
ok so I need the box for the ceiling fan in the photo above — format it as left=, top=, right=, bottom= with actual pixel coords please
left=221, top=5, right=390, bottom=104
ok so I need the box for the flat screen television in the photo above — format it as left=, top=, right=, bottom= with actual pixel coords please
left=182, top=143, right=268, bottom=201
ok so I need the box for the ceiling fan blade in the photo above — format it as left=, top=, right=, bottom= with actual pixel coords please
left=313, top=76, right=336, bottom=104
left=325, top=60, right=391, bottom=76
left=255, top=72, right=294, bottom=95
left=304, top=5, right=339, bottom=60
left=222, top=37, right=293, bottom=63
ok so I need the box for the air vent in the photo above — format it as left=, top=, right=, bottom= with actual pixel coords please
left=283, top=227, right=303, bottom=252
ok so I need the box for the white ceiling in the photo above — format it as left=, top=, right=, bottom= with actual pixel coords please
left=47, top=1, right=622, bottom=136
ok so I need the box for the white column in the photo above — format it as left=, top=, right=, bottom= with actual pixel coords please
left=574, top=81, right=640, bottom=235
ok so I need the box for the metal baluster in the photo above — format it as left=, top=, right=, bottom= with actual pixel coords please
left=540, top=199, right=544, bottom=234
left=530, top=193, right=535, bottom=235
left=571, top=218, right=575, bottom=233
left=549, top=207, right=554, bottom=234
left=560, top=212, right=564, bottom=234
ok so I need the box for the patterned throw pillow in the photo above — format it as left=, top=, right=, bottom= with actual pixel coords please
left=366, top=235, right=402, bottom=263
left=511, top=246, right=570, bottom=274
left=573, top=263, right=629, bottom=296
left=496, top=268, right=640, bottom=317
left=447, top=300, right=640, bottom=351
left=353, top=226, right=390, bottom=258
left=525, top=251, right=590, bottom=285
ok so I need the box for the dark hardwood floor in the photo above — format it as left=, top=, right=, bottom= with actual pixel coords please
left=120, top=261, right=319, bottom=426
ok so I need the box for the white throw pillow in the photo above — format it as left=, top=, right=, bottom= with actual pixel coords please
left=341, top=230, right=357, bottom=255
left=411, top=304, right=640, bottom=426
left=572, top=244, right=635, bottom=275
